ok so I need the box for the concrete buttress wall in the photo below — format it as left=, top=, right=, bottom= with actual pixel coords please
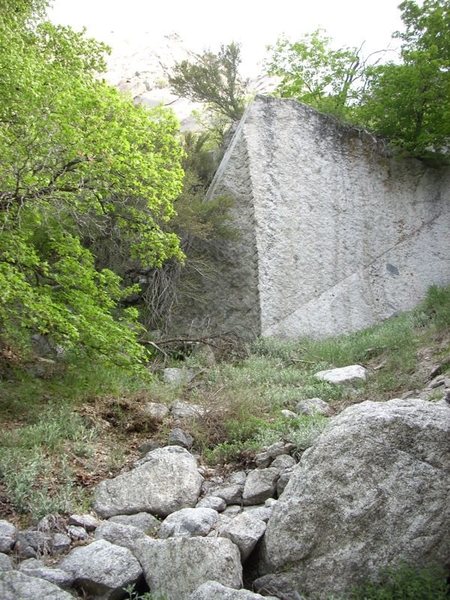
left=196, top=96, right=450, bottom=339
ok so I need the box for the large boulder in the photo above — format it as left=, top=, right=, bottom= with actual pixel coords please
left=260, top=398, right=450, bottom=599
left=0, top=571, right=74, bottom=600
left=133, top=536, right=242, bottom=600
left=93, top=446, right=203, bottom=518
left=59, top=539, right=143, bottom=599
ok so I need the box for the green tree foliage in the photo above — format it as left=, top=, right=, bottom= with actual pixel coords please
left=360, top=0, right=450, bottom=156
left=266, top=30, right=365, bottom=118
left=266, top=1, right=449, bottom=159
left=0, top=0, right=184, bottom=366
left=169, top=42, right=248, bottom=121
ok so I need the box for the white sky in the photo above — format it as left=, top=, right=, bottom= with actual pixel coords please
left=49, top=0, right=404, bottom=76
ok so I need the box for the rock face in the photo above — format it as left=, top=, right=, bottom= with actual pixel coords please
left=260, top=398, right=450, bottom=599
left=176, top=95, right=450, bottom=339
left=134, top=536, right=243, bottom=600
left=0, top=571, right=74, bottom=600
left=93, top=446, right=203, bottom=517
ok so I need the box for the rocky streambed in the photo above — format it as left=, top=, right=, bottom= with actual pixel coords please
left=0, top=375, right=449, bottom=600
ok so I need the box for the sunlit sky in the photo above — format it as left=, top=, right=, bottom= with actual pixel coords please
left=49, top=0, right=404, bottom=77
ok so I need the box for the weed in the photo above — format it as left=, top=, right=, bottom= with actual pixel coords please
left=346, top=563, right=449, bottom=599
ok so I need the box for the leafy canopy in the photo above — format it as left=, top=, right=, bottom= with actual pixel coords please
left=266, top=0, right=450, bottom=159
left=0, top=0, right=184, bottom=366
left=169, top=42, right=248, bottom=121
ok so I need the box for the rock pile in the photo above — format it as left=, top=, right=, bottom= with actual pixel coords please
left=0, top=392, right=448, bottom=600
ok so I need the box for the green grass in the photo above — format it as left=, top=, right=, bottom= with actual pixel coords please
left=1, top=285, right=449, bottom=518
left=346, top=564, right=449, bottom=599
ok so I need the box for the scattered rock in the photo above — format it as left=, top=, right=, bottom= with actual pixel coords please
left=228, top=471, right=247, bottom=486
left=93, top=446, right=203, bottom=518
left=158, top=508, right=219, bottom=538
left=211, top=484, right=243, bottom=505
left=168, top=427, right=194, bottom=449
left=60, top=539, right=142, bottom=600
left=0, top=521, right=16, bottom=554
left=243, top=468, right=279, bottom=505
left=95, top=521, right=149, bottom=552
left=171, top=400, right=205, bottom=419
left=270, top=455, right=296, bottom=471
left=109, top=512, right=160, bottom=534
left=15, top=530, right=53, bottom=558
left=18, top=558, right=74, bottom=588
left=219, top=512, right=266, bottom=561
left=133, top=536, right=242, bottom=600
left=51, top=533, right=71, bottom=554
left=280, top=409, right=297, bottom=419
left=163, top=368, right=195, bottom=385
left=67, top=526, right=88, bottom=541
left=142, top=402, right=170, bottom=421
left=0, top=571, right=74, bottom=600
left=189, top=580, right=271, bottom=599
left=196, top=496, right=227, bottom=512
left=0, top=553, right=12, bottom=571
left=314, top=364, right=367, bottom=384
left=243, top=505, right=272, bottom=523
left=253, top=573, right=306, bottom=600
left=68, top=514, right=100, bottom=531
left=276, top=468, right=294, bottom=496
left=255, top=443, right=292, bottom=468
left=260, top=398, right=450, bottom=599
left=295, top=397, right=333, bottom=416
left=222, top=505, right=243, bottom=518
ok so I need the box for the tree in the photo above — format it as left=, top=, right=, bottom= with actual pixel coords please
left=169, top=42, right=248, bottom=121
left=360, top=0, right=450, bottom=157
left=266, top=30, right=365, bottom=119
left=0, top=0, right=184, bottom=366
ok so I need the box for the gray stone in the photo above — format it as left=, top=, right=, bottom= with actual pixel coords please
left=219, top=512, right=266, bottom=561
left=171, top=400, right=205, bottom=419
left=280, top=409, right=297, bottom=419
left=109, top=512, right=160, bottom=534
left=159, top=507, right=219, bottom=538
left=243, top=505, right=272, bottom=523
left=163, top=368, right=195, bottom=385
left=314, top=365, right=367, bottom=384
left=255, top=443, right=292, bottom=468
left=270, top=454, right=296, bottom=471
left=253, top=573, right=306, bottom=600
left=189, top=581, right=269, bottom=599
left=68, top=513, right=100, bottom=531
left=276, top=467, right=294, bottom=497
left=222, top=505, right=243, bottom=517
left=15, top=530, right=53, bottom=558
left=243, top=468, right=279, bottom=505
left=51, top=533, right=71, bottom=554
left=95, top=520, right=149, bottom=551
left=212, top=484, right=242, bottom=505
left=133, top=536, right=242, bottom=600
left=0, top=571, right=73, bottom=599
left=227, top=471, right=247, bottom=486
left=0, top=521, right=16, bottom=554
left=142, top=402, right=170, bottom=421
left=295, top=397, right=333, bottom=416
left=60, top=539, right=142, bottom=599
left=67, top=525, right=88, bottom=541
left=260, top=398, right=450, bottom=599
left=168, top=427, right=194, bottom=449
left=0, top=553, right=12, bottom=571
left=93, top=446, right=203, bottom=518
left=196, top=496, right=227, bottom=512
left=18, top=558, right=74, bottom=588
